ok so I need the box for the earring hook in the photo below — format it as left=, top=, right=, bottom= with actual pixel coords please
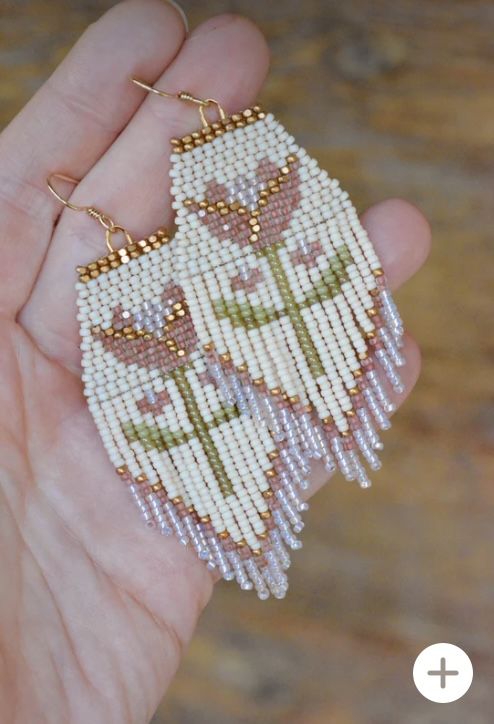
left=131, top=78, right=226, bottom=127
left=46, top=173, right=133, bottom=253
left=46, top=173, right=90, bottom=212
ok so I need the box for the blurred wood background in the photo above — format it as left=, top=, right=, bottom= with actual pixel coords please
left=2, top=0, right=493, bottom=721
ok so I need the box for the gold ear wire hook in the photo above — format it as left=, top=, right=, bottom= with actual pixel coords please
left=46, top=173, right=90, bottom=212
left=131, top=78, right=226, bottom=128
left=46, top=173, right=133, bottom=253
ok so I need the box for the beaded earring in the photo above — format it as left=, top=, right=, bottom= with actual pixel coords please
left=49, top=75, right=405, bottom=599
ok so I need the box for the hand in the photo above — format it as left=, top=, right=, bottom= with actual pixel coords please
left=0, top=2, right=430, bottom=722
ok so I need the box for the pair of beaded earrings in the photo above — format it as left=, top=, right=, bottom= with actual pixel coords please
left=49, top=80, right=405, bottom=600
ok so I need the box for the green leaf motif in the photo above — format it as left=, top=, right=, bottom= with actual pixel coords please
left=213, top=245, right=353, bottom=331
left=122, top=404, right=239, bottom=454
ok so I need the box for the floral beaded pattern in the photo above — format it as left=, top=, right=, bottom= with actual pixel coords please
left=77, top=108, right=406, bottom=601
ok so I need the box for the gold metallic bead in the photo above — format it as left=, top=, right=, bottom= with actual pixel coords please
left=260, top=510, right=272, bottom=520
left=249, top=233, right=259, bottom=243
left=289, top=395, right=300, bottom=404
left=368, top=307, right=378, bottom=317
left=203, top=342, right=214, bottom=352
left=265, top=469, right=277, bottom=479
left=349, top=387, right=359, bottom=396
left=342, top=431, right=352, bottom=438
left=236, top=364, right=248, bottom=373
left=268, top=450, right=280, bottom=460
left=287, top=154, right=297, bottom=163
left=322, top=416, right=333, bottom=426
left=151, top=483, right=163, bottom=492
left=216, top=200, right=226, bottom=209
left=373, top=268, right=384, bottom=277
left=199, top=200, right=208, bottom=209
left=253, top=377, right=265, bottom=386
left=116, top=466, right=128, bottom=476
left=220, top=353, right=231, bottom=363
left=263, top=490, right=274, bottom=498
left=206, top=205, right=215, bottom=214
left=258, top=198, right=268, bottom=207
left=270, top=387, right=281, bottom=396
left=366, top=332, right=376, bottom=340
left=237, top=206, right=247, bottom=215
left=183, top=198, right=193, bottom=207
left=236, top=539, right=247, bottom=548
left=136, top=474, right=148, bottom=484
left=177, top=349, right=186, bottom=357
left=200, top=516, right=211, bottom=524
left=173, top=302, right=183, bottom=311
left=258, top=532, right=269, bottom=540
left=172, top=496, right=182, bottom=505
left=218, top=531, right=229, bottom=540
left=219, top=207, right=229, bottom=216
left=252, top=548, right=263, bottom=557
left=359, top=352, right=369, bottom=360
left=347, top=410, right=356, bottom=418
left=354, top=369, right=363, bottom=378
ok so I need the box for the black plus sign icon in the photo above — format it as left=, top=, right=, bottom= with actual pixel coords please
left=427, top=657, right=459, bottom=688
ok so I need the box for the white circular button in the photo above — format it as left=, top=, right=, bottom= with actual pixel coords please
left=413, top=643, right=473, bottom=703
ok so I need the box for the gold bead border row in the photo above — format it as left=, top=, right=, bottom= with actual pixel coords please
left=77, top=228, right=170, bottom=283
left=171, top=106, right=266, bottom=153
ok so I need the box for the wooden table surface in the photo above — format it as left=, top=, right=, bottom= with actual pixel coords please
left=2, top=1, right=493, bottom=722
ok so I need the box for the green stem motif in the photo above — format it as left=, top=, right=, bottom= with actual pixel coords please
left=169, top=366, right=235, bottom=497
left=261, top=244, right=325, bottom=379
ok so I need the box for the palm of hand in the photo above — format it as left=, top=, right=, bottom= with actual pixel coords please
left=0, top=3, right=429, bottom=723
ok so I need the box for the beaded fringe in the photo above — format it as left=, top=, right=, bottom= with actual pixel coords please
left=77, top=108, right=405, bottom=600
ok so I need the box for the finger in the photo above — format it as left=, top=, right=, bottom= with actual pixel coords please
left=361, top=197, right=431, bottom=290
left=308, top=332, right=422, bottom=494
left=0, top=0, right=187, bottom=316
left=21, top=14, right=271, bottom=368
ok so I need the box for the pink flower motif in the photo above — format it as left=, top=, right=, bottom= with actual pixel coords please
left=191, top=156, right=301, bottom=253
left=98, top=282, right=198, bottom=373
left=290, top=241, right=324, bottom=269
left=230, top=267, right=265, bottom=293
left=136, top=389, right=171, bottom=415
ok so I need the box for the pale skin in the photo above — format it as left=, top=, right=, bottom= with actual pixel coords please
left=0, top=1, right=431, bottom=722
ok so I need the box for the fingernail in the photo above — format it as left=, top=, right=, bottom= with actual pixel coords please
left=165, top=0, right=189, bottom=33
